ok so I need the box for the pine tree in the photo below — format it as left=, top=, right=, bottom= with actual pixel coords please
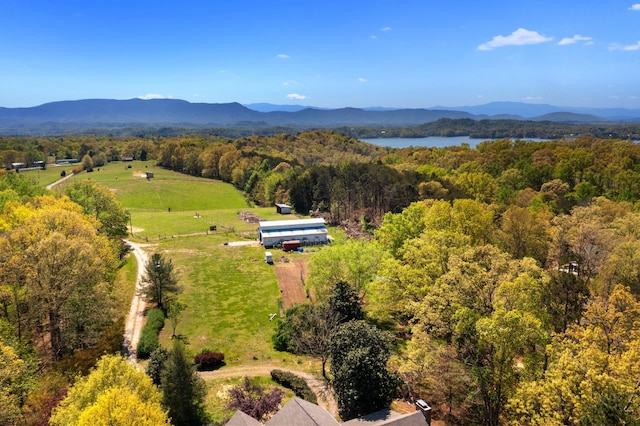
left=141, top=253, right=181, bottom=312
left=160, top=339, right=207, bottom=426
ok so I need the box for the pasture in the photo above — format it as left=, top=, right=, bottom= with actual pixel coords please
left=48, top=160, right=322, bottom=372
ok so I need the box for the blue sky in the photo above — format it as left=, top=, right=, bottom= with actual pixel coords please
left=1, top=1, right=640, bottom=109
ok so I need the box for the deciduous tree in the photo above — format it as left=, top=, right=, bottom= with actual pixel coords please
left=50, top=354, right=167, bottom=426
left=65, top=181, right=130, bottom=238
left=306, top=240, right=386, bottom=300
left=2, top=199, right=117, bottom=360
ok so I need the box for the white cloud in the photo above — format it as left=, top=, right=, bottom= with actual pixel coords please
left=381, top=26, right=392, bottom=32
left=623, top=41, right=640, bottom=50
left=558, top=35, right=593, bottom=45
left=286, top=93, right=307, bottom=101
left=282, top=80, right=298, bottom=86
left=629, top=4, right=640, bottom=10
left=477, top=28, right=553, bottom=50
left=371, top=35, right=378, bottom=39
left=358, top=77, right=367, bottom=83
left=138, top=94, right=168, bottom=100
left=277, top=54, right=289, bottom=59
left=523, top=96, right=543, bottom=102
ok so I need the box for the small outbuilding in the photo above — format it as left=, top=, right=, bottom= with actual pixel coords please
left=275, top=203, right=292, bottom=215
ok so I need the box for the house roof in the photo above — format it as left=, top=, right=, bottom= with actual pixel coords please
left=341, top=409, right=427, bottom=426
left=226, top=398, right=427, bottom=426
left=265, top=397, right=341, bottom=426
left=226, top=410, right=262, bottom=426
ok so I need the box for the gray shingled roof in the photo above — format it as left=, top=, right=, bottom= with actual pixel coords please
left=226, top=410, right=263, bottom=426
left=266, top=397, right=341, bottom=425
left=341, top=409, right=427, bottom=426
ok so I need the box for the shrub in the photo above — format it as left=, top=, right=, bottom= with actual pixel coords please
left=194, top=350, right=225, bottom=371
left=270, top=370, right=317, bottom=404
left=227, top=377, right=284, bottom=422
left=136, top=308, right=165, bottom=359
left=146, top=346, right=170, bottom=385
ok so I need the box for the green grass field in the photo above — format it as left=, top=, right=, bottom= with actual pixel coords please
left=19, top=163, right=76, bottom=187
left=44, top=161, right=322, bottom=369
left=38, top=159, right=334, bottom=421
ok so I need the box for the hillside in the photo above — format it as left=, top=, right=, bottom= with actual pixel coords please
left=2, top=98, right=637, bottom=135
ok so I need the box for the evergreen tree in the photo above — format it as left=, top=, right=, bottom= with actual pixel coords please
left=160, top=339, right=207, bottom=426
left=327, top=281, right=365, bottom=323
left=329, top=320, right=401, bottom=421
left=142, top=253, right=181, bottom=312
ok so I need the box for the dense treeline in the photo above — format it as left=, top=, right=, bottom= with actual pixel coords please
left=341, top=117, right=640, bottom=139
left=6, top=132, right=640, bottom=228
left=154, top=133, right=640, bottom=227
left=4, top=115, right=640, bottom=142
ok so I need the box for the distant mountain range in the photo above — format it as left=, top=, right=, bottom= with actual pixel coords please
left=1, top=98, right=639, bottom=135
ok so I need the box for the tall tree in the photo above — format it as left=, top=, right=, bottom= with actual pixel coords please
left=327, top=281, right=365, bottom=324
left=306, top=239, right=387, bottom=300
left=273, top=303, right=339, bottom=380
left=50, top=354, right=168, bottom=426
left=65, top=181, right=130, bottom=238
left=160, top=339, right=208, bottom=426
left=2, top=198, right=117, bottom=360
left=416, top=245, right=550, bottom=425
left=141, top=253, right=181, bottom=312
left=329, top=320, right=401, bottom=421
left=0, top=339, right=30, bottom=425
left=507, top=285, right=640, bottom=425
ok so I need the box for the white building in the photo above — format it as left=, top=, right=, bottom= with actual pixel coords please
left=258, top=218, right=328, bottom=248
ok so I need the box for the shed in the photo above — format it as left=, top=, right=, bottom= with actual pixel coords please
left=275, top=203, right=292, bottom=214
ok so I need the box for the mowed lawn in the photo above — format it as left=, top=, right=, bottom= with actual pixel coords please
left=153, top=235, right=302, bottom=364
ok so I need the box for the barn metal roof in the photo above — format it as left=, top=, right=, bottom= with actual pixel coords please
left=258, top=218, right=326, bottom=229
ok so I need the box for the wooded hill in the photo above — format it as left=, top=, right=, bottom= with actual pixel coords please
left=3, top=98, right=640, bottom=136
left=3, top=131, right=640, bottom=424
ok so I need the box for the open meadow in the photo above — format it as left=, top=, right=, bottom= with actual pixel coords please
left=44, top=161, right=324, bottom=367
left=38, top=160, right=343, bottom=421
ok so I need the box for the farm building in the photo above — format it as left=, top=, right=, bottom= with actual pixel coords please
left=258, top=218, right=328, bottom=248
left=275, top=203, right=292, bottom=214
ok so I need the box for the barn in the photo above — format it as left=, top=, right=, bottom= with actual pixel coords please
left=258, top=218, right=328, bottom=248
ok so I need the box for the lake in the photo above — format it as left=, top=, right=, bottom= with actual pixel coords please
left=360, top=136, right=551, bottom=148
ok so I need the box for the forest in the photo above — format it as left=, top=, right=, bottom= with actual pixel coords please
left=1, top=130, right=640, bottom=424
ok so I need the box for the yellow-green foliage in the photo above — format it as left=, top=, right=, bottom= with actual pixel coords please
left=50, top=354, right=169, bottom=426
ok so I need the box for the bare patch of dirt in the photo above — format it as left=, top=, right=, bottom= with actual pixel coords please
left=274, top=257, right=310, bottom=309
left=239, top=211, right=261, bottom=224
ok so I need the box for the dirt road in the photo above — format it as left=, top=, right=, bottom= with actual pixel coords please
left=122, top=239, right=338, bottom=416
left=122, top=239, right=149, bottom=364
